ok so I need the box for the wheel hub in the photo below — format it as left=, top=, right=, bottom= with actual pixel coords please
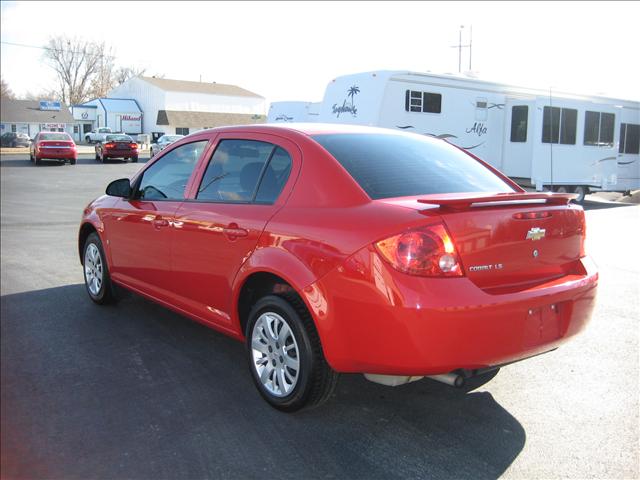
left=84, top=243, right=103, bottom=296
left=251, top=312, right=300, bottom=397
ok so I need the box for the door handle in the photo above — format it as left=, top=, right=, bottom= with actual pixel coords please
left=153, top=218, right=170, bottom=228
left=223, top=223, right=248, bottom=240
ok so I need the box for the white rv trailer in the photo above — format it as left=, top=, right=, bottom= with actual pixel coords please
left=270, top=71, right=639, bottom=199
left=267, top=101, right=321, bottom=123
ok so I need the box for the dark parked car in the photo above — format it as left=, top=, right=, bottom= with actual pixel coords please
left=1, top=132, right=31, bottom=147
left=95, top=134, right=139, bottom=163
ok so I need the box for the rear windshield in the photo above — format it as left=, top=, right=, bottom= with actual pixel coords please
left=39, top=133, right=71, bottom=141
left=312, top=133, right=514, bottom=199
left=106, top=135, right=132, bottom=142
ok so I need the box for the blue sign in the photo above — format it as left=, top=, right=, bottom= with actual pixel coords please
left=40, top=101, right=61, bottom=111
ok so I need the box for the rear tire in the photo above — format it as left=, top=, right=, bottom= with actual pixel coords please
left=70, top=158, right=77, bottom=165
left=574, top=185, right=589, bottom=204
left=246, top=294, right=338, bottom=412
left=82, top=232, right=116, bottom=304
left=131, top=156, right=138, bottom=163
left=35, top=157, right=41, bottom=165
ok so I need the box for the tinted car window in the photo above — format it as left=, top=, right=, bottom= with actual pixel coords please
left=255, top=147, right=292, bottom=203
left=312, top=133, right=514, bottom=199
left=38, top=133, right=71, bottom=141
left=136, top=141, right=208, bottom=200
left=105, top=135, right=132, bottom=142
left=197, top=139, right=287, bottom=203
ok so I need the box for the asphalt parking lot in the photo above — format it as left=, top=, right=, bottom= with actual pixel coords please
left=1, top=153, right=638, bottom=479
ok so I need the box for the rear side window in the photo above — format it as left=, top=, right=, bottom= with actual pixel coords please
left=136, top=141, right=208, bottom=200
left=197, top=140, right=292, bottom=203
left=312, top=133, right=514, bottom=199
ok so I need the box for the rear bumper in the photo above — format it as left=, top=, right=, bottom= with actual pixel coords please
left=306, top=248, right=598, bottom=375
left=103, top=151, right=137, bottom=158
left=36, top=151, right=76, bottom=160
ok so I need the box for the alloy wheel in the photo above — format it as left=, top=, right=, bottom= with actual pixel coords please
left=251, top=312, right=300, bottom=397
left=84, top=243, right=103, bottom=296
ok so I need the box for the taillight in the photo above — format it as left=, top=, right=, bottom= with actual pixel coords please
left=105, top=143, right=116, bottom=149
left=375, top=223, right=464, bottom=277
left=129, top=143, right=138, bottom=149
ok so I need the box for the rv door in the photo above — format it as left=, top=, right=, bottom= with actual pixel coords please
left=501, top=98, right=535, bottom=183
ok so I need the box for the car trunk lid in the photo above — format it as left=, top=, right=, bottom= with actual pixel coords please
left=380, top=192, right=586, bottom=291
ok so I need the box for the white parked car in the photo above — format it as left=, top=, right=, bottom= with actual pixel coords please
left=85, top=128, right=113, bottom=144
left=150, top=135, right=184, bottom=157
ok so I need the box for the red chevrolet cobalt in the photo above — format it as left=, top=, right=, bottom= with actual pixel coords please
left=79, top=124, right=597, bottom=411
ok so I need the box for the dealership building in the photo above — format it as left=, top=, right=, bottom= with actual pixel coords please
left=0, top=99, right=75, bottom=137
left=107, top=76, right=266, bottom=140
left=71, top=98, right=143, bottom=142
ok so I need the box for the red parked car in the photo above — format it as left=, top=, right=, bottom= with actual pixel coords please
left=95, top=134, right=139, bottom=163
left=78, top=124, right=598, bottom=411
left=30, top=131, right=77, bottom=165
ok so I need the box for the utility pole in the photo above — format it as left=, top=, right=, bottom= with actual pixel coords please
left=451, top=25, right=473, bottom=73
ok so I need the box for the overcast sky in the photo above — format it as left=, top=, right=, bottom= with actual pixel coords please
left=1, top=1, right=639, bottom=106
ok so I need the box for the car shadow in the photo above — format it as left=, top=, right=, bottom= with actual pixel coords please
left=2, top=284, right=525, bottom=480
left=581, top=199, right=636, bottom=211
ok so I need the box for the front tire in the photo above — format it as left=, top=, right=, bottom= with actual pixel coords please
left=246, top=294, right=338, bottom=412
left=83, top=232, right=116, bottom=304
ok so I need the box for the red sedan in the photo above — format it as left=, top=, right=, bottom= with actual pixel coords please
left=95, top=134, right=139, bottom=163
left=78, top=124, right=598, bottom=411
left=30, top=131, right=77, bottom=165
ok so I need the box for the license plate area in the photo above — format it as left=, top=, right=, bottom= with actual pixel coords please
left=523, top=301, right=572, bottom=347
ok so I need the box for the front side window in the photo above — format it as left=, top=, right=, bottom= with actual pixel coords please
left=313, top=133, right=514, bottom=199
left=542, top=106, right=577, bottom=144
left=136, top=141, right=208, bottom=200
left=620, top=123, right=640, bottom=154
left=197, top=139, right=292, bottom=203
left=584, top=111, right=615, bottom=147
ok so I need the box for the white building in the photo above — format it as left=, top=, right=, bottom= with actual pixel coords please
left=71, top=98, right=143, bottom=140
left=108, top=76, right=266, bottom=140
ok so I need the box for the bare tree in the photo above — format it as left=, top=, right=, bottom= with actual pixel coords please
left=115, top=66, right=147, bottom=86
left=1, top=76, right=15, bottom=99
left=22, top=89, right=59, bottom=101
left=44, top=36, right=105, bottom=105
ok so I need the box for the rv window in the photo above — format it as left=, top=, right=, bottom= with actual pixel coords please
left=559, top=108, right=577, bottom=145
left=510, top=106, right=528, bottom=142
left=542, top=107, right=576, bottom=145
left=542, top=107, right=561, bottom=143
left=423, top=93, right=442, bottom=113
left=405, top=90, right=442, bottom=114
left=584, top=111, right=615, bottom=147
left=620, top=123, right=640, bottom=154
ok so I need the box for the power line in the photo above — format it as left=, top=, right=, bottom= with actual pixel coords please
left=1, top=40, right=118, bottom=60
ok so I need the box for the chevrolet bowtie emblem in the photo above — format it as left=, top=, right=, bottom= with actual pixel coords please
left=526, top=227, right=546, bottom=241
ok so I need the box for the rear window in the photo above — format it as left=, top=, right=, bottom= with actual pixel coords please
left=312, top=133, right=514, bottom=199
left=38, top=133, right=71, bottom=141
left=106, top=135, right=132, bottom=142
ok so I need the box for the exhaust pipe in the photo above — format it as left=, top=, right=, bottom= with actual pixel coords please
left=426, top=373, right=465, bottom=388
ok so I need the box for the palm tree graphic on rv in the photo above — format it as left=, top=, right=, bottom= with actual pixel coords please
left=334, top=85, right=360, bottom=117
left=347, top=85, right=360, bottom=106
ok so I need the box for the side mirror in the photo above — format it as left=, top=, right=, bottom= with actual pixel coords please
left=106, top=178, right=132, bottom=198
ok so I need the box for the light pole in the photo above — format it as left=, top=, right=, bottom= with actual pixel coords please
left=451, top=25, right=473, bottom=73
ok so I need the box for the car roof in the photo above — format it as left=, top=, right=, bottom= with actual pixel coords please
left=198, top=123, right=412, bottom=137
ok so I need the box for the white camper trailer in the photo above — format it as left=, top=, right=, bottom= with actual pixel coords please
left=267, top=101, right=321, bottom=123
left=271, top=71, right=639, bottom=200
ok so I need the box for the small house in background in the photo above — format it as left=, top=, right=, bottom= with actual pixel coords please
left=0, top=98, right=75, bottom=138
left=108, top=76, right=266, bottom=141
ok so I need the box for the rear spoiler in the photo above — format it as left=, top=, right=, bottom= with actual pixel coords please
left=417, top=192, right=578, bottom=210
